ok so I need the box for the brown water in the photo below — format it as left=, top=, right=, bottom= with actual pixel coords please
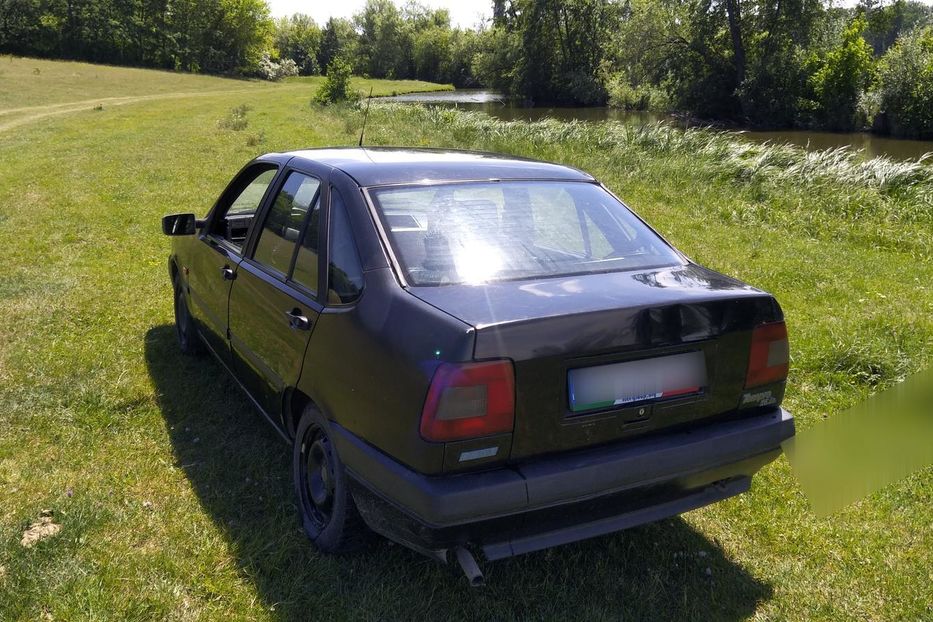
left=387, top=90, right=933, bottom=162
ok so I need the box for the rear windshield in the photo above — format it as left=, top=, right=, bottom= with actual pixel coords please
left=369, top=181, right=683, bottom=286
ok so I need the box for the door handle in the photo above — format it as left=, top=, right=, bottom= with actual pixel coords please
left=284, top=308, right=311, bottom=331
left=220, top=266, right=236, bottom=281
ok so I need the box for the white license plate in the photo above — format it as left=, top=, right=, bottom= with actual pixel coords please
left=568, top=351, right=707, bottom=413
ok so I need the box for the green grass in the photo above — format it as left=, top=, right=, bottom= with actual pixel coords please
left=0, top=55, right=451, bottom=134
left=0, top=58, right=930, bottom=621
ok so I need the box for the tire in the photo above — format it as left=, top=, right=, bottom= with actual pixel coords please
left=293, top=406, right=369, bottom=553
left=174, top=281, right=204, bottom=356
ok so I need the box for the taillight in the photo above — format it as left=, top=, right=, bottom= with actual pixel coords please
left=420, top=360, right=515, bottom=442
left=745, top=321, right=790, bottom=388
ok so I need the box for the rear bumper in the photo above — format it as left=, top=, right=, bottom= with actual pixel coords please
left=333, top=407, right=794, bottom=559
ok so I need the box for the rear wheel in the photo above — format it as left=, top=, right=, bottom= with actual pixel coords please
left=293, top=406, right=369, bottom=553
left=174, top=281, right=204, bottom=355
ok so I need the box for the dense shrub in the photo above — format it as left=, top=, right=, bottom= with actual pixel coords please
left=605, top=73, right=670, bottom=111
left=314, top=58, right=359, bottom=105
left=258, top=55, right=299, bottom=81
left=877, top=25, right=933, bottom=139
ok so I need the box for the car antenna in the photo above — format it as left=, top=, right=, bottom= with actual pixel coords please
left=358, top=87, right=374, bottom=147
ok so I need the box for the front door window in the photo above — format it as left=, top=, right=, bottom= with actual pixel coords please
left=209, top=165, right=278, bottom=252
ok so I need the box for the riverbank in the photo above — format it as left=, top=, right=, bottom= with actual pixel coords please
left=0, top=67, right=930, bottom=620
left=383, top=90, right=933, bottom=161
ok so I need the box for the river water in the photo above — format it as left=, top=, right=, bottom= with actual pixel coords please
left=386, top=90, right=933, bottom=162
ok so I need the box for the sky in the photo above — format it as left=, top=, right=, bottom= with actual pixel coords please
left=266, top=0, right=492, bottom=28
left=266, top=0, right=933, bottom=27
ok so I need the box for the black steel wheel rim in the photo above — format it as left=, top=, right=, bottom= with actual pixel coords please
left=299, top=424, right=335, bottom=532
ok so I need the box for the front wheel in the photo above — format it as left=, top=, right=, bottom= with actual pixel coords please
left=293, top=407, right=369, bottom=553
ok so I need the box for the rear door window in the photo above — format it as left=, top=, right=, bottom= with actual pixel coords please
left=291, top=198, right=323, bottom=295
left=326, top=188, right=364, bottom=304
left=252, top=172, right=321, bottom=278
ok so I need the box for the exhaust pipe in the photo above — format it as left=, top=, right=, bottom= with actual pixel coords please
left=453, top=547, right=485, bottom=587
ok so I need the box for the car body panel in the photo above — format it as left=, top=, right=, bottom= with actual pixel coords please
left=296, top=267, right=476, bottom=474
left=336, top=407, right=794, bottom=557
left=185, top=238, right=240, bottom=365
left=408, top=264, right=783, bottom=459
left=406, top=263, right=767, bottom=333
left=229, top=259, right=321, bottom=420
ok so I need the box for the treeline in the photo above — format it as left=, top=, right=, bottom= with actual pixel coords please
left=476, top=0, right=933, bottom=137
left=273, top=1, right=483, bottom=86
left=2, top=0, right=932, bottom=137
left=0, top=0, right=483, bottom=84
left=0, top=0, right=272, bottom=73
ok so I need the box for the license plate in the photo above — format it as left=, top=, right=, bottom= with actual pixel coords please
left=568, top=351, right=707, bottom=413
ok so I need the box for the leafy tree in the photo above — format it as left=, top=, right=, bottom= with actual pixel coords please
left=472, top=24, right=523, bottom=97
left=806, top=16, right=875, bottom=130
left=274, top=14, right=322, bottom=75
left=877, top=25, right=933, bottom=138
left=217, top=0, right=273, bottom=73
left=355, top=0, right=409, bottom=78
left=0, top=0, right=272, bottom=74
left=475, top=0, right=621, bottom=105
left=412, top=23, right=452, bottom=82
left=861, top=0, right=933, bottom=56
left=448, top=28, right=482, bottom=87
left=652, top=0, right=825, bottom=125
left=317, top=17, right=358, bottom=75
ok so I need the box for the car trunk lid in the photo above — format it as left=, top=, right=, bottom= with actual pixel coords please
left=408, top=264, right=784, bottom=460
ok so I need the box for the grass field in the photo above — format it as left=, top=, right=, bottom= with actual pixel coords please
left=0, top=56, right=930, bottom=621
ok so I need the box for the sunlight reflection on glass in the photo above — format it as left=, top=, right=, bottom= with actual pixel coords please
left=455, top=241, right=504, bottom=285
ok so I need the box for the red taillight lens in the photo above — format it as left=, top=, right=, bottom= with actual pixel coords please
left=745, top=321, right=790, bottom=388
left=420, top=360, right=515, bottom=442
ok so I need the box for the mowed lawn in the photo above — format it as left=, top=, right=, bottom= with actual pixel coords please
left=0, top=56, right=930, bottom=621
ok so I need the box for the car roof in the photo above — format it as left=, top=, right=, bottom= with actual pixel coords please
left=277, top=147, right=595, bottom=187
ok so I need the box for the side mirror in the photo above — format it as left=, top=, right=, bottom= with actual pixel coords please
left=162, top=213, right=201, bottom=236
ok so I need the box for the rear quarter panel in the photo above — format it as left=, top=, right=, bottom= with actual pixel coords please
left=297, top=268, right=475, bottom=475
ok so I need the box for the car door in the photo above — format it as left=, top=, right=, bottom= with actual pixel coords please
left=228, top=168, right=326, bottom=423
left=186, top=163, right=280, bottom=365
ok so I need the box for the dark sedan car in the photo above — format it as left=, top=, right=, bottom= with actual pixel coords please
left=163, top=148, right=794, bottom=584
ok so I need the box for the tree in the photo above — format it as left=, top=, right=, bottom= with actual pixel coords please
left=661, top=0, right=825, bottom=125
left=448, top=28, right=482, bottom=87
left=472, top=24, right=522, bottom=96
left=0, top=0, right=272, bottom=75
left=806, top=16, right=875, bottom=130
left=474, top=0, right=621, bottom=105
left=274, top=14, right=322, bottom=75
left=317, top=17, right=358, bottom=75
left=355, top=0, right=409, bottom=78
left=877, top=25, right=933, bottom=138
left=412, top=23, right=452, bottom=82
left=862, top=0, right=933, bottom=56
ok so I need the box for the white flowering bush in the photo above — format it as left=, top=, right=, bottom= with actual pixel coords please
left=258, top=54, right=299, bottom=81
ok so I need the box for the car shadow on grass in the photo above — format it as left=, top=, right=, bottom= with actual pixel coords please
left=145, top=324, right=773, bottom=621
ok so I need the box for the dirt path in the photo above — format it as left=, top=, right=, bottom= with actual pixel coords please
left=0, top=86, right=298, bottom=133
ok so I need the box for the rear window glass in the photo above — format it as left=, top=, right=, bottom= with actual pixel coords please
left=369, top=181, right=682, bottom=286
